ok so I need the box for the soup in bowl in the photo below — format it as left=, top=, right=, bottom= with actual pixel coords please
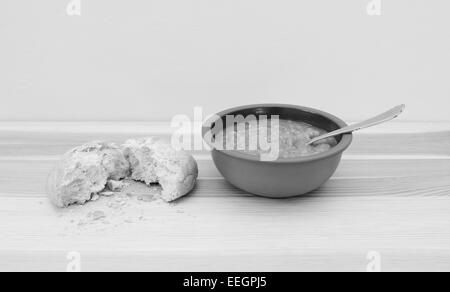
left=202, top=104, right=353, bottom=198
left=216, top=119, right=338, bottom=160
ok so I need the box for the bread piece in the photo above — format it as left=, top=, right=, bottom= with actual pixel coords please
left=47, top=141, right=130, bottom=208
left=122, top=138, right=198, bottom=202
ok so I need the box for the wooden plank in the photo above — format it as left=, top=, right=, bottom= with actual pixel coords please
left=2, top=250, right=450, bottom=272
left=0, top=126, right=449, bottom=157
left=0, top=196, right=449, bottom=271
left=0, top=159, right=448, bottom=198
left=1, top=158, right=450, bottom=180
left=1, top=196, right=449, bottom=251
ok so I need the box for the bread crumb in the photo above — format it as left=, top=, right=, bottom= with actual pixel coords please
left=88, top=210, right=106, bottom=221
left=137, top=195, right=156, bottom=202
left=107, top=180, right=127, bottom=191
left=100, top=191, right=115, bottom=197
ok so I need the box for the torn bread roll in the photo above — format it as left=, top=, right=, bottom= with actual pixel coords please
left=47, top=138, right=198, bottom=208
left=47, top=141, right=130, bottom=208
left=123, top=138, right=198, bottom=202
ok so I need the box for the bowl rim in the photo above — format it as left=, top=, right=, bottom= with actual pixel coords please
left=202, top=103, right=353, bottom=164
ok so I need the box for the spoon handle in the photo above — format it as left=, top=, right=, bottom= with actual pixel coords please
left=307, top=104, right=406, bottom=145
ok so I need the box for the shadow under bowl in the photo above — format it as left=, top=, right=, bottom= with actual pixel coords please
left=202, top=104, right=353, bottom=198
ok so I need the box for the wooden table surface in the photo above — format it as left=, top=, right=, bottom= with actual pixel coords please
left=0, top=121, right=449, bottom=272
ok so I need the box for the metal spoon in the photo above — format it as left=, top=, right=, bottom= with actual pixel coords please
left=307, top=104, right=406, bottom=145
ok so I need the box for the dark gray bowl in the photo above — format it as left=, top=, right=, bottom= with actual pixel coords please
left=202, top=104, right=353, bottom=198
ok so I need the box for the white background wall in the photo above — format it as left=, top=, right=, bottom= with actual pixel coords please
left=1, top=0, right=449, bottom=122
